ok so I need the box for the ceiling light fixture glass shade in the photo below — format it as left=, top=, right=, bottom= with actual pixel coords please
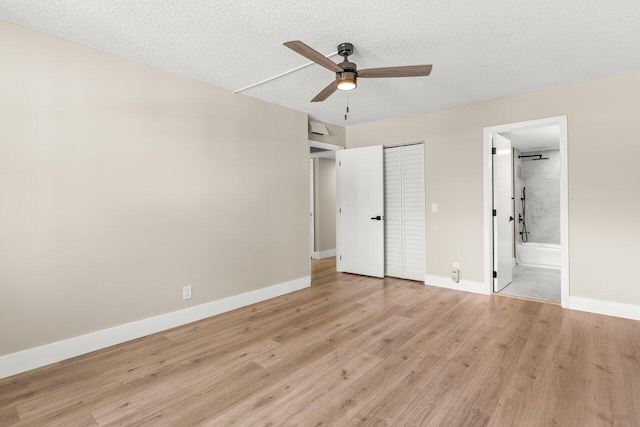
left=336, top=72, right=357, bottom=91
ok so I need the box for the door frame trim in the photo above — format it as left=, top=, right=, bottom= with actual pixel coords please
left=483, top=116, right=569, bottom=307
left=309, top=139, right=343, bottom=159
left=309, top=158, right=314, bottom=259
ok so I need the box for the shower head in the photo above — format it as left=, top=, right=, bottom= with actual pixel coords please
left=519, top=154, right=549, bottom=161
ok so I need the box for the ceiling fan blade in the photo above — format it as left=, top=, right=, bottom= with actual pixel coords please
left=358, top=65, right=433, bottom=78
left=311, top=81, right=338, bottom=102
left=284, top=41, right=343, bottom=73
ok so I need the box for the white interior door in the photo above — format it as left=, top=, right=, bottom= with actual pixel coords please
left=493, top=134, right=514, bottom=292
left=336, top=146, right=384, bottom=277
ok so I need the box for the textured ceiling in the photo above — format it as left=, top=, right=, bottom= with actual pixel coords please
left=503, top=125, right=559, bottom=152
left=1, top=1, right=639, bottom=125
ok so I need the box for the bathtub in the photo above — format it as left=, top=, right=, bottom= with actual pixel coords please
left=516, top=242, right=561, bottom=269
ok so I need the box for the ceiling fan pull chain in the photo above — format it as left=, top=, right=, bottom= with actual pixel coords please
left=345, top=92, right=349, bottom=121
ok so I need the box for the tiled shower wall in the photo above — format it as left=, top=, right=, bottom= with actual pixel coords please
left=514, top=149, right=561, bottom=244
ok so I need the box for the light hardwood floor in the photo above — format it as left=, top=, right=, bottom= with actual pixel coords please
left=1, top=257, right=639, bottom=426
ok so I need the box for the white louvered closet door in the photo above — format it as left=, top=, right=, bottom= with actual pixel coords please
left=384, top=147, right=403, bottom=278
left=384, top=144, right=426, bottom=281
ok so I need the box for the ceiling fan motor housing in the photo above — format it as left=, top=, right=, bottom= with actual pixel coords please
left=337, top=42, right=354, bottom=59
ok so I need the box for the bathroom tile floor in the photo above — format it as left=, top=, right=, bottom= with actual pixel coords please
left=499, top=265, right=561, bottom=303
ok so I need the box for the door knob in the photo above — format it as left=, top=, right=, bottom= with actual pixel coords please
left=370, top=216, right=382, bottom=220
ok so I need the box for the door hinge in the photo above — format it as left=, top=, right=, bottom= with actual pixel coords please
left=492, top=147, right=496, bottom=155
left=493, top=271, right=497, bottom=278
left=339, top=161, right=341, bottom=166
left=339, top=208, right=342, bottom=213
left=340, top=255, right=342, bottom=261
left=493, top=209, right=496, bottom=217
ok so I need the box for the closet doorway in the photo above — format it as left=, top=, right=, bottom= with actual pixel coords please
left=336, top=143, right=426, bottom=281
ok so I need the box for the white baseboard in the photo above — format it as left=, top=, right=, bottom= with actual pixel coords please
left=403, top=272, right=427, bottom=282
left=0, top=276, right=310, bottom=380
left=424, top=274, right=490, bottom=296
left=568, top=296, right=640, bottom=321
left=312, top=249, right=336, bottom=259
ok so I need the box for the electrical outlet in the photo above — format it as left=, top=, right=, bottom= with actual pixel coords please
left=453, top=262, right=460, bottom=269
left=183, top=285, right=192, bottom=300
left=431, top=203, right=438, bottom=213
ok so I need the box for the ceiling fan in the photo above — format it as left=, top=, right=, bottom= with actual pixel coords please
left=283, top=41, right=433, bottom=102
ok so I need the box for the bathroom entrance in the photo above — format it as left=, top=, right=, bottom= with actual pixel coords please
left=483, top=117, right=569, bottom=306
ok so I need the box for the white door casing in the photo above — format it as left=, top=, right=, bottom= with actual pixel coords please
left=309, top=158, right=314, bottom=258
left=336, top=146, right=384, bottom=278
left=493, top=134, right=514, bottom=292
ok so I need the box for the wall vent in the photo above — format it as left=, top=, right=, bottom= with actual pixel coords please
left=309, top=121, right=330, bottom=136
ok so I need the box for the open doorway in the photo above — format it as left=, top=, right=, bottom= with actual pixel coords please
left=483, top=117, right=569, bottom=306
left=309, top=140, right=342, bottom=260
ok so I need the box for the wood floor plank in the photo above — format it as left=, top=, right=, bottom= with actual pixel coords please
left=535, top=312, right=590, bottom=426
left=0, top=407, right=19, bottom=426
left=209, top=351, right=383, bottom=426
left=584, top=315, right=635, bottom=426
left=96, top=361, right=264, bottom=426
left=615, top=317, right=640, bottom=424
left=487, top=329, right=557, bottom=427
left=15, top=411, right=98, bottom=427
left=1, top=257, right=638, bottom=426
left=241, top=315, right=417, bottom=426
left=90, top=339, right=280, bottom=425
left=278, top=353, right=430, bottom=426
left=354, top=354, right=446, bottom=423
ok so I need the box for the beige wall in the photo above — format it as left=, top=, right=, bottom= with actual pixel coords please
left=347, top=71, right=640, bottom=305
left=313, top=158, right=337, bottom=252
left=0, top=21, right=309, bottom=356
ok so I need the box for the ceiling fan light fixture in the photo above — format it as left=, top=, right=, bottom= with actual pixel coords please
left=336, top=72, right=357, bottom=91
